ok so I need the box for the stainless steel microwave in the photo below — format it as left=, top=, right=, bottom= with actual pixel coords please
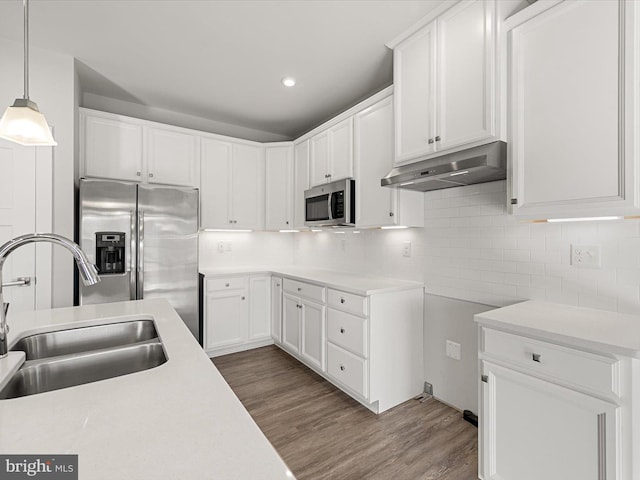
left=304, top=178, right=355, bottom=227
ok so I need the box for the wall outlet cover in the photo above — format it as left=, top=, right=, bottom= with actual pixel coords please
left=446, top=340, right=461, bottom=361
left=571, top=244, right=601, bottom=268
left=402, top=241, right=411, bottom=257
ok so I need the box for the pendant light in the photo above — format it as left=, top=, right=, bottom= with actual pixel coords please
left=0, top=0, right=57, bottom=146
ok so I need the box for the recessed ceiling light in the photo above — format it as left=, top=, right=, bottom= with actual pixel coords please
left=282, top=77, right=296, bottom=87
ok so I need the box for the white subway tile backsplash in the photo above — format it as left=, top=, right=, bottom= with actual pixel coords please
left=280, top=181, right=640, bottom=315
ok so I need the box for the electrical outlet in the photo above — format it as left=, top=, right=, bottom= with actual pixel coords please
left=446, top=340, right=461, bottom=360
left=217, top=241, right=225, bottom=253
left=571, top=244, right=601, bottom=268
left=402, top=241, right=411, bottom=257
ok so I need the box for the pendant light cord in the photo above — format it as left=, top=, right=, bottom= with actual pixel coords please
left=23, top=0, right=29, bottom=100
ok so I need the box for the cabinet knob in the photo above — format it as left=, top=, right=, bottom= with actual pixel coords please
left=297, top=287, right=302, bottom=292
left=241, top=296, right=245, bottom=301
left=339, top=364, right=346, bottom=371
left=339, top=327, right=345, bottom=334
left=532, top=353, right=541, bottom=363
left=340, top=298, right=345, bottom=304
left=286, top=221, right=289, bottom=225
left=136, top=171, right=141, bottom=177
left=225, top=283, right=230, bottom=287
left=435, top=135, right=441, bottom=142
left=428, top=138, right=434, bottom=144
left=149, top=173, right=154, bottom=178
left=229, top=220, right=233, bottom=224
left=276, top=283, right=280, bottom=287
left=389, top=212, right=394, bottom=217
left=297, top=304, right=302, bottom=309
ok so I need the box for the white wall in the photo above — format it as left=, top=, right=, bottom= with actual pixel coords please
left=199, top=231, right=294, bottom=269
left=82, top=93, right=291, bottom=143
left=0, top=37, right=76, bottom=308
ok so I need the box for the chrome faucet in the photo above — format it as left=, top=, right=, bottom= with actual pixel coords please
left=0, top=233, right=101, bottom=358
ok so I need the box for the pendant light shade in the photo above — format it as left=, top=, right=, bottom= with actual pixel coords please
left=0, top=0, right=57, bottom=146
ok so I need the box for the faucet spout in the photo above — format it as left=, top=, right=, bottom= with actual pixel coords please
left=0, top=233, right=101, bottom=358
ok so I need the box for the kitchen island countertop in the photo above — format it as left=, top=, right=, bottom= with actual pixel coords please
left=0, top=299, right=293, bottom=480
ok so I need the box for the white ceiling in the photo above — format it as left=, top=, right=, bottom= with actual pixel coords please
left=0, top=0, right=444, bottom=142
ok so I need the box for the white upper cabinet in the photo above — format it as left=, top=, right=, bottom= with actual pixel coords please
left=265, top=145, right=294, bottom=230
left=80, top=108, right=199, bottom=187
left=146, top=127, right=199, bottom=187
left=309, top=117, right=354, bottom=187
left=354, top=95, right=424, bottom=228
left=81, top=111, right=143, bottom=182
left=508, top=0, right=639, bottom=218
left=392, top=0, right=498, bottom=165
left=293, top=140, right=310, bottom=230
left=200, top=137, right=265, bottom=230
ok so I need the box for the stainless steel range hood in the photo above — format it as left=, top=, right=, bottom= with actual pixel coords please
left=381, top=141, right=507, bottom=192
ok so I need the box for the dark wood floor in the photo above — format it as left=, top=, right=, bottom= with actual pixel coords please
left=212, top=346, right=478, bottom=480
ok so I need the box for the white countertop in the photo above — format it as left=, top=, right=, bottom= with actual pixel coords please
left=200, top=266, right=424, bottom=296
left=475, top=300, right=640, bottom=358
left=0, top=299, right=294, bottom=480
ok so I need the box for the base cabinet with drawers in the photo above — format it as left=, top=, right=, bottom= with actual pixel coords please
left=204, top=275, right=272, bottom=357
left=281, top=278, right=424, bottom=414
left=478, top=324, right=636, bottom=480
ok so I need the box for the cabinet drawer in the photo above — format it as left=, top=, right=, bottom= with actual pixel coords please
left=283, top=278, right=325, bottom=303
left=327, top=289, right=367, bottom=317
left=327, top=309, right=367, bottom=357
left=206, top=277, right=249, bottom=293
left=327, top=343, right=367, bottom=398
left=482, top=328, right=620, bottom=397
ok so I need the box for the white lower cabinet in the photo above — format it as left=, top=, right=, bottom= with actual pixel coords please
left=280, top=281, right=423, bottom=414
left=204, top=275, right=272, bottom=356
left=478, top=326, right=628, bottom=480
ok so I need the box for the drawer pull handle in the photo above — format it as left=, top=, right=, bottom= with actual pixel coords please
left=598, top=413, right=606, bottom=480
left=339, top=364, right=346, bottom=371
left=532, top=353, right=541, bottom=363
left=340, top=298, right=345, bottom=304
left=340, top=328, right=345, bottom=334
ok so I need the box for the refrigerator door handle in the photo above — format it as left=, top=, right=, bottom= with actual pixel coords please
left=137, top=209, right=144, bottom=299
left=129, top=209, right=137, bottom=300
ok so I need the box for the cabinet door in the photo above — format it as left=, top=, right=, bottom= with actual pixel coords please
left=205, top=289, right=248, bottom=350
left=293, top=141, right=310, bottom=229
left=231, top=144, right=265, bottom=229
left=354, top=96, right=397, bottom=227
left=146, top=127, right=198, bottom=187
left=249, top=276, right=271, bottom=340
left=200, top=138, right=232, bottom=228
left=329, top=117, right=353, bottom=182
left=282, top=293, right=300, bottom=354
left=436, top=0, right=495, bottom=151
left=83, top=114, right=143, bottom=182
left=480, top=361, right=619, bottom=480
left=509, top=0, right=634, bottom=217
left=265, top=146, right=293, bottom=230
left=271, top=276, right=283, bottom=344
left=309, top=130, right=330, bottom=187
left=394, top=21, right=436, bottom=164
left=301, top=299, right=326, bottom=371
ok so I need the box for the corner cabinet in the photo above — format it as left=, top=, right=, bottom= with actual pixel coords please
left=354, top=95, right=424, bottom=228
left=80, top=108, right=199, bottom=187
left=477, top=325, right=633, bottom=480
left=200, top=137, right=265, bottom=230
left=391, top=0, right=499, bottom=165
left=508, top=0, right=640, bottom=218
left=203, top=275, right=272, bottom=357
left=265, top=145, right=294, bottom=231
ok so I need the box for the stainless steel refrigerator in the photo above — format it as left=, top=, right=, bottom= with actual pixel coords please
left=78, top=178, right=200, bottom=343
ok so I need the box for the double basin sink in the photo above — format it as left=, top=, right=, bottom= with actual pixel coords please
left=0, top=318, right=167, bottom=399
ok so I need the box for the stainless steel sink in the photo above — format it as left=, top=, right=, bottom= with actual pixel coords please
left=0, top=340, right=167, bottom=399
left=11, top=319, right=159, bottom=360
